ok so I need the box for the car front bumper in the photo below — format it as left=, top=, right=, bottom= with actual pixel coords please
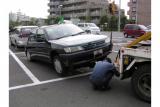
left=16, top=41, right=27, bottom=47
left=59, top=44, right=112, bottom=68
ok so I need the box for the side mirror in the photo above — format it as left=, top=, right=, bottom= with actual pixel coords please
left=36, top=34, right=46, bottom=42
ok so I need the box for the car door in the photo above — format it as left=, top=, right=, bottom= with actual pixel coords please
left=132, top=25, right=140, bottom=36
left=35, top=28, right=51, bottom=60
left=26, top=29, right=38, bottom=56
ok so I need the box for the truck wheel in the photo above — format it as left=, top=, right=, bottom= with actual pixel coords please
left=131, top=63, right=151, bottom=102
left=53, top=56, right=67, bottom=76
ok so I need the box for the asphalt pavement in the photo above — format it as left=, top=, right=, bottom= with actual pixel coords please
left=9, top=31, right=150, bottom=107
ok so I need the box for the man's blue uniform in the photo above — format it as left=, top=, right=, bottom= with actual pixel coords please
left=90, top=60, right=115, bottom=89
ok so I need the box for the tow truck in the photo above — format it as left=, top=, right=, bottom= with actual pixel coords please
left=114, top=32, right=151, bottom=102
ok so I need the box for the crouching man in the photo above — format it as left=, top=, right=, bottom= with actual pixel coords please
left=90, top=59, right=117, bottom=90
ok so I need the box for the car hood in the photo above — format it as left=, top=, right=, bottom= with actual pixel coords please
left=49, top=34, right=108, bottom=46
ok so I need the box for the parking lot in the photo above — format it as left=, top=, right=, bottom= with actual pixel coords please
left=9, top=32, right=150, bottom=107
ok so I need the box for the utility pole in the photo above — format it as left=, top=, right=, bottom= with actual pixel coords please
left=58, top=5, right=63, bottom=16
left=118, top=0, right=121, bottom=32
left=135, top=0, right=138, bottom=24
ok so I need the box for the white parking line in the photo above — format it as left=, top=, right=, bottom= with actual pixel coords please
left=9, top=49, right=40, bottom=83
left=9, top=72, right=92, bottom=91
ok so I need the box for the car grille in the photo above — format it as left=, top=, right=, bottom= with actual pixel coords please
left=82, top=40, right=105, bottom=50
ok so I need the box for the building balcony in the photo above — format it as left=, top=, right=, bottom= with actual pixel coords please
left=62, top=0, right=87, bottom=5
left=48, top=8, right=59, bottom=12
left=48, top=2, right=60, bottom=6
left=62, top=5, right=87, bottom=12
left=90, top=12, right=101, bottom=17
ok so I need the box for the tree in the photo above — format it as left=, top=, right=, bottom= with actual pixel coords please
left=9, top=20, right=20, bottom=30
left=100, top=15, right=108, bottom=25
left=85, top=16, right=91, bottom=22
left=108, top=16, right=118, bottom=31
left=99, top=15, right=109, bottom=31
left=120, top=16, right=128, bottom=29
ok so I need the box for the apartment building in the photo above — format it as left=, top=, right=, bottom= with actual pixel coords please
left=48, top=0, right=109, bottom=24
left=127, top=0, right=151, bottom=26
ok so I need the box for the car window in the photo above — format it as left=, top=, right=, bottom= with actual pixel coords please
left=139, top=25, right=147, bottom=30
left=37, top=29, right=46, bottom=39
left=31, top=28, right=38, bottom=34
left=14, top=29, right=20, bottom=34
left=37, top=29, right=45, bottom=35
left=125, top=25, right=133, bottom=30
left=45, top=24, right=84, bottom=40
left=133, top=25, right=140, bottom=30
left=78, top=24, right=84, bottom=27
left=28, top=35, right=36, bottom=42
left=85, top=24, right=88, bottom=27
left=88, top=23, right=97, bottom=27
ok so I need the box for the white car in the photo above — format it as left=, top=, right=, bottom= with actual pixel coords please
left=10, top=26, right=38, bottom=49
left=77, top=23, right=100, bottom=34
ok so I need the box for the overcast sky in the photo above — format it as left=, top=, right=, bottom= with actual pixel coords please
left=9, top=0, right=129, bottom=18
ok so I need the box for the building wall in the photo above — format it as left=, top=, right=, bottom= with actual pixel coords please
left=48, top=0, right=109, bottom=24
left=137, top=0, right=151, bottom=26
left=127, top=0, right=151, bottom=26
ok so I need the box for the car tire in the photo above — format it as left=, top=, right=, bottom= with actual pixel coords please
left=26, top=51, right=33, bottom=61
left=15, top=41, right=19, bottom=50
left=53, top=56, right=67, bottom=76
left=131, top=63, right=151, bottom=102
left=124, top=33, right=128, bottom=38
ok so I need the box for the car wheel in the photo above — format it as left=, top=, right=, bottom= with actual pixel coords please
left=15, top=41, right=19, bottom=50
left=124, top=33, right=128, bottom=38
left=53, top=56, right=67, bottom=76
left=131, top=63, right=151, bottom=102
left=26, top=51, right=33, bottom=61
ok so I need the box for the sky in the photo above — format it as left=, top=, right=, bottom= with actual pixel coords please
left=9, top=0, right=129, bottom=18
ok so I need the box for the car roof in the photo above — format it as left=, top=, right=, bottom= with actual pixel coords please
left=125, top=24, right=145, bottom=26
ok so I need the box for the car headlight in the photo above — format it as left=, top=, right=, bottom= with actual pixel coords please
left=64, top=46, right=84, bottom=53
left=105, top=37, right=110, bottom=43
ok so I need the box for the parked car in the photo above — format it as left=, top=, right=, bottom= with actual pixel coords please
left=25, top=24, right=112, bottom=76
left=10, top=26, right=38, bottom=49
left=77, top=23, right=100, bottom=34
left=123, top=24, right=148, bottom=38
left=146, top=25, right=151, bottom=31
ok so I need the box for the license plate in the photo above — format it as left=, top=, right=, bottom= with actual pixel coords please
left=94, top=49, right=103, bottom=56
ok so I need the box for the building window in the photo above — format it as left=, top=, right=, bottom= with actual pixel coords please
left=132, top=7, right=136, bottom=12
left=132, top=0, right=137, bottom=3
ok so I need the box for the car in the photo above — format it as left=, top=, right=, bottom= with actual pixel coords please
left=123, top=24, right=148, bottom=38
left=146, top=25, right=151, bottom=31
left=77, top=23, right=100, bottom=34
left=10, top=26, right=38, bottom=49
left=25, top=24, right=112, bottom=76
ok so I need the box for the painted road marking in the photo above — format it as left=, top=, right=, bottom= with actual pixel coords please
left=9, top=49, right=40, bottom=83
left=9, top=72, right=92, bottom=91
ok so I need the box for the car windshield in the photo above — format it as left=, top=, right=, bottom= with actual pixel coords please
left=87, top=23, right=97, bottom=27
left=139, top=25, right=147, bottom=30
left=45, top=24, right=84, bottom=40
